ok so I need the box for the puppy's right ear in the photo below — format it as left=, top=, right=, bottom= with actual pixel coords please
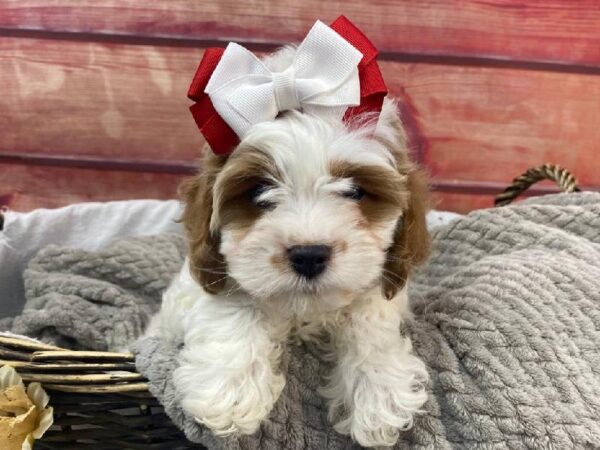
left=179, top=151, right=228, bottom=294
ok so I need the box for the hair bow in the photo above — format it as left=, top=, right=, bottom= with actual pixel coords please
left=188, top=15, right=387, bottom=155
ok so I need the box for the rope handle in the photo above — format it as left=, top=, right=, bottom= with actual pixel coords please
left=495, top=163, right=579, bottom=207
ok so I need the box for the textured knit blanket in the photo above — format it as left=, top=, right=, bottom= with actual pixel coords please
left=5, top=193, right=600, bottom=449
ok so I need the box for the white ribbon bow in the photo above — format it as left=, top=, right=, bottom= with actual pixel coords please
left=204, top=20, right=364, bottom=138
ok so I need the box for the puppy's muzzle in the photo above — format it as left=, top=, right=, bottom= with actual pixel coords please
left=287, top=245, right=331, bottom=279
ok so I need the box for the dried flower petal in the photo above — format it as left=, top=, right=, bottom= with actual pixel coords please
left=0, top=366, right=54, bottom=450
left=0, top=365, right=24, bottom=390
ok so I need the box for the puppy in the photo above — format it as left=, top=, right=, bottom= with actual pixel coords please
left=147, top=46, right=430, bottom=448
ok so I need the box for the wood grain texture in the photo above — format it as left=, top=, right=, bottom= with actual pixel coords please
left=431, top=191, right=495, bottom=213
left=0, top=0, right=599, bottom=69
left=0, top=162, right=184, bottom=212
left=0, top=37, right=203, bottom=162
left=2, top=37, right=599, bottom=189
left=397, top=63, right=600, bottom=186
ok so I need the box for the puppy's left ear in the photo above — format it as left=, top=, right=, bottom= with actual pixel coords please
left=382, top=170, right=430, bottom=299
left=377, top=98, right=431, bottom=300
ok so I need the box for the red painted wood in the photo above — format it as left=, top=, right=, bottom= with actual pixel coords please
left=2, top=38, right=599, bottom=189
left=431, top=191, right=495, bottom=213
left=0, top=163, right=185, bottom=212
left=0, top=151, right=196, bottom=174
left=395, top=63, right=600, bottom=186
left=0, top=38, right=203, bottom=162
left=0, top=1, right=599, bottom=68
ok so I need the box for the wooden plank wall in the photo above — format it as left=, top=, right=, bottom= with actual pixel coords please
left=1, top=1, right=599, bottom=213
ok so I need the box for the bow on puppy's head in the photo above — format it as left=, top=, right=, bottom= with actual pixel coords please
left=188, top=15, right=388, bottom=155
left=182, top=17, right=429, bottom=306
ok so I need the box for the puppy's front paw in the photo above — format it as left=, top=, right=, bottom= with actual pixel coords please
left=328, top=354, right=428, bottom=447
left=174, top=362, right=285, bottom=436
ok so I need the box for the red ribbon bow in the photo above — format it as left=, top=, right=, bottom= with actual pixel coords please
left=187, top=15, right=388, bottom=155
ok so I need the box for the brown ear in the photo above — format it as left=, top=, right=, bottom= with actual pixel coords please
left=382, top=168, right=431, bottom=300
left=179, top=152, right=228, bottom=294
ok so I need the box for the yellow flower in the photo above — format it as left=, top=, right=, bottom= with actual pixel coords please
left=0, top=365, right=54, bottom=450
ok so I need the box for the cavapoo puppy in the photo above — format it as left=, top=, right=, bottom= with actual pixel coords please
left=146, top=20, right=430, bottom=448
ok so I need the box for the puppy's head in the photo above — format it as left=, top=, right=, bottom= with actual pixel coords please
left=181, top=99, right=429, bottom=309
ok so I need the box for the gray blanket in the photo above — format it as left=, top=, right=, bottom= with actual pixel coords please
left=5, top=193, right=600, bottom=449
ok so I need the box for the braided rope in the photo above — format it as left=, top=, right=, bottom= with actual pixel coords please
left=495, top=163, right=580, bottom=207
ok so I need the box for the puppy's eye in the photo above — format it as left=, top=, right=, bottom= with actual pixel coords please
left=341, top=186, right=365, bottom=201
left=247, top=183, right=275, bottom=209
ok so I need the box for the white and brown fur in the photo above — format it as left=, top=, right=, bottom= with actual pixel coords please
left=145, top=47, right=430, bottom=448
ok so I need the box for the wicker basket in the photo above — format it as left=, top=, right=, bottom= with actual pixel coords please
left=0, top=164, right=579, bottom=449
left=0, top=335, right=200, bottom=449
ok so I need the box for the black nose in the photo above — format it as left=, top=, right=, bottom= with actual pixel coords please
left=287, top=245, right=331, bottom=279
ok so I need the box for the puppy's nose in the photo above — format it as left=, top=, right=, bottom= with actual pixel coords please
left=287, top=245, right=331, bottom=279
